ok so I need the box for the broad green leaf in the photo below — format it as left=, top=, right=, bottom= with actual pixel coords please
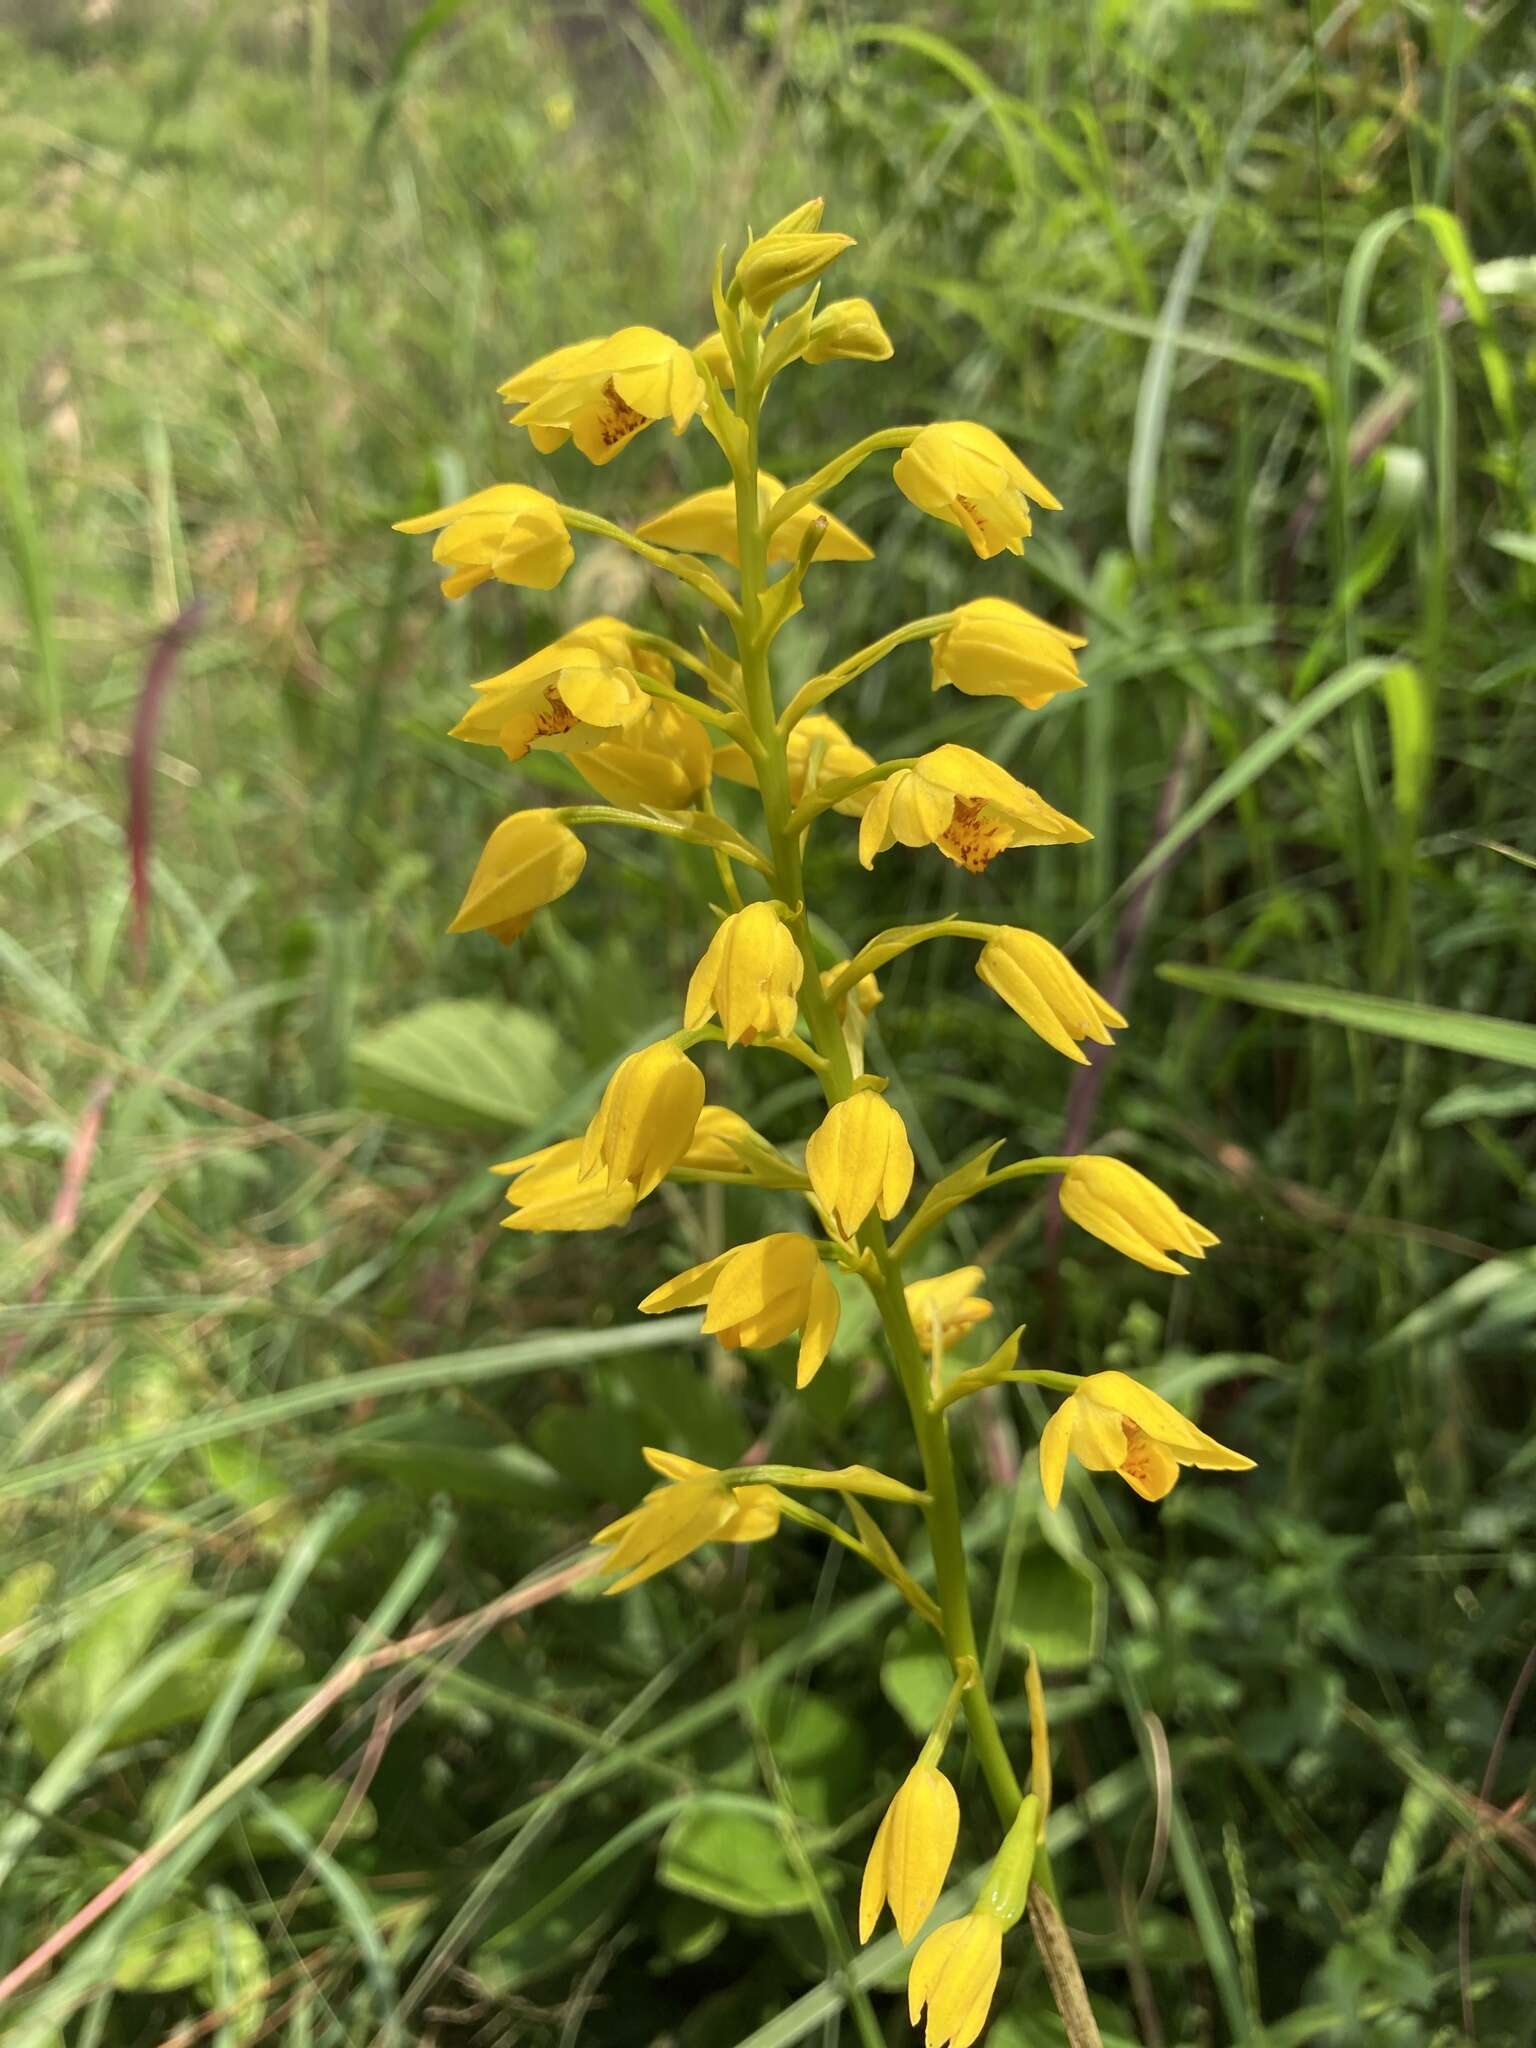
left=337, top=1412, right=577, bottom=1510
left=658, top=1805, right=822, bottom=1918
left=1159, top=965, right=1536, bottom=1070
left=1003, top=1546, right=1103, bottom=1669
left=352, top=997, right=570, bottom=1131
left=19, top=1555, right=190, bottom=1757
left=237, top=1776, right=377, bottom=1858
left=879, top=1614, right=953, bottom=1737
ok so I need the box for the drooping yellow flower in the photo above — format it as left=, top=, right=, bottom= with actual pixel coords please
left=905, top=1267, right=992, bottom=1351
left=571, top=697, right=714, bottom=810
left=639, top=1233, right=839, bottom=1387
left=449, top=809, right=586, bottom=943
left=907, top=1913, right=1004, bottom=2048
left=1058, top=1156, right=1218, bottom=1274
left=894, top=422, right=1061, bottom=561
left=805, top=297, right=894, bottom=365
left=498, top=326, right=704, bottom=465
left=859, top=1761, right=960, bottom=1944
left=976, top=930, right=1126, bottom=1064
left=805, top=1090, right=914, bottom=1238
left=930, top=598, right=1085, bottom=709
left=858, top=745, right=1090, bottom=873
left=495, top=1139, right=637, bottom=1233
left=450, top=641, right=649, bottom=761
left=636, top=472, right=873, bottom=567
left=593, top=1448, right=780, bottom=1593
left=735, top=222, right=854, bottom=315
left=394, top=484, right=574, bottom=597
left=1039, top=1367, right=1254, bottom=1509
left=684, top=902, right=804, bottom=1046
left=578, top=1041, right=705, bottom=1200
left=714, top=713, right=877, bottom=813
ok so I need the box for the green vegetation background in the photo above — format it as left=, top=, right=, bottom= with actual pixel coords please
left=1, top=1, right=1532, bottom=2042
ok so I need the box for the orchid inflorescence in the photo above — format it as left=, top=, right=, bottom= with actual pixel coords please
left=397, top=198, right=1254, bottom=2048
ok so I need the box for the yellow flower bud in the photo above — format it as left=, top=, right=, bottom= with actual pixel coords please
left=579, top=1042, right=705, bottom=1200
left=859, top=1761, right=960, bottom=1944
left=593, top=1449, right=780, bottom=1594
left=449, top=808, right=586, bottom=943
left=493, top=1139, right=636, bottom=1233
left=684, top=902, right=804, bottom=1046
left=734, top=229, right=855, bottom=316
left=676, top=1104, right=765, bottom=1174
left=858, top=745, right=1089, bottom=873
left=893, top=422, right=1060, bottom=560
left=498, top=325, right=704, bottom=465
left=693, top=329, right=735, bottom=390
left=394, top=484, right=573, bottom=597
left=906, top=1913, right=1004, bottom=2048
left=636, top=472, right=872, bottom=568
left=931, top=597, right=1085, bottom=709
left=1039, top=1367, right=1254, bottom=1510
left=976, top=929, right=1125, bottom=1063
left=766, top=197, right=826, bottom=235
left=905, top=1267, right=992, bottom=1351
left=805, top=1090, right=914, bottom=1238
left=1058, top=1155, right=1218, bottom=1275
left=639, top=1232, right=840, bottom=1388
left=804, top=296, right=894, bottom=365
left=572, top=698, right=714, bottom=810
left=715, top=714, right=876, bottom=812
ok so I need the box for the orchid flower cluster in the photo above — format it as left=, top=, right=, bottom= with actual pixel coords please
left=397, top=200, right=1253, bottom=2048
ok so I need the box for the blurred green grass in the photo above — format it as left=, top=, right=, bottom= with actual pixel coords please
left=1, top=1, right=1533, bottom=2043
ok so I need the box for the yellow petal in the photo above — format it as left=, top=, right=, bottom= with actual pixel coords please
left=804, top=1091, right=914, bottom=1238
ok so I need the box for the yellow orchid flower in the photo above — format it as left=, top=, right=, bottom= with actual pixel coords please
left=449, top=642, right=649, bottom=761
left=693, top=328, right=735, bottom=389
left=930, top=597, right=1086, bottom=709
left=578, top=1042, right=705, bottom=1200
left=1058, top=1155, right=1218, bottom=1274
left=805, top=296, right=894, bottom=365
left=684, top=901, right=804, bottom=1046
left=1039, top=1367, right=1255, bottom=1508
left=976, top=929, right=1126, bottom=1064
left=907, top=1914, right=1004, bottom=2048
left=572, top=697, right=714, bottom=810
left=905, top=1267, right=992, bottom=1351
left=494, top=1139, right=637, bottom=1233
left=449, top=809, right=585, bottom=944
left=499, top=325, right=704, bottom=465
left=805, top=1090, right=914, bottom=1238
left=894, top=422, right=1061, bottom=560
left=859, top=1760, right=960, bottom=1945
left=636, top=471, right=873, bottom=567
left=639, top=1232, right=839, bottom=1387
left=593, top=1448, right=780, bottom=1594
left=858, top=744, right=1090, bottom=873
left=393, top=483, right=573, bottom=597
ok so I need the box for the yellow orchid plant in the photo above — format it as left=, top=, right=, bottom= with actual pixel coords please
left=397, top=199, right=1254, bottom=2048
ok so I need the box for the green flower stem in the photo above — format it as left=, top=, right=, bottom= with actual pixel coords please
left=630, top=674, right=743, bottom=735
left=822, top=920, right=999, bottom=1006
left=552, top=805, right=772, bottom=876
left=764, top=425, right=923, bottom=538
left=783, top=757, right=919, bottom=838
left=777, top=613, right=957, bottom=735
left=725, top=327, right=1054, bottom=1889
left=556, top=505, right=741, bottom=622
